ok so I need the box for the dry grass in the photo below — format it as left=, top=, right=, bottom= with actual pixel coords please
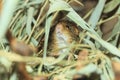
left=0, top=0, right=120, bottom=80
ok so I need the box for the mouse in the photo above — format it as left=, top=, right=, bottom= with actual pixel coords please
left=48, top=20, right=79, bottom=57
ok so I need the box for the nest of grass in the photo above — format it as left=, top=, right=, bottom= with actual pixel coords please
left=0, top=0, right=120, bottom=80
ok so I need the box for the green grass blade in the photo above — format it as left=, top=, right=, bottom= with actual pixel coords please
left=88, top=0, right=106, bottom=29
left=43, top=16, right=52, bottom=59
left=0, top=0, right=19, bottom=39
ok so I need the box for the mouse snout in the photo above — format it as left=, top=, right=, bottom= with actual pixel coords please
left=55, top=24, right=64, bottom=33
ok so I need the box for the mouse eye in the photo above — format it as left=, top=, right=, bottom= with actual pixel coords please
left=66, top=25, right=69, bottom=29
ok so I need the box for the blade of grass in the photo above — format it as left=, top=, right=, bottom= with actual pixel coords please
left=87, top=32, right=120, bottom=57
left=88, top=0, right=106, bottom=29
left=43, top=16, right=52, bottom=60
left=26, top=7, right=34, bottom=35
left=104, top=0, right=120, bottom=13
left=0, top=0, right=19, bottom=39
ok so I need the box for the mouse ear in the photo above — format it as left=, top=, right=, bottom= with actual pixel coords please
left=65, top=21, right=79, bottom=36
left=73, top=26, right=79, bottom=36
